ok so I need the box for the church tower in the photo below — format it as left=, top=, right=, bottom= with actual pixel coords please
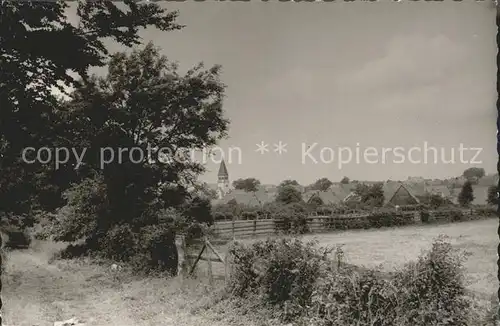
left=217, top=159, right=230, bottom=199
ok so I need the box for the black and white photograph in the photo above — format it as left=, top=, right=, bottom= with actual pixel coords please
left=0, top=1, right=499, bottom=325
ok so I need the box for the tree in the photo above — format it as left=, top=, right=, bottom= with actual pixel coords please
left=49, top=44, right=228, bottom=256
left=462, top=167, right=485, bottom=182
left=340, top=176, right=350, bottom=184
left=310, top=177, right=333, bottom=191
left=458, top=181, right=474, bottom=207
left=0, top=1, right=182, bottom=217
left=0, top=2, right=185, bottom=315
left=276, top=185, right=303, bottom=205
left=278, top=179, right=300, bottom=188
left=181, top=196, right=214, bottom=226
left=354, top=183, right=385, bottom=207
left=233, top=178, right=261, bottom=192
left=232, top=177, right=262, bottom=206
left=429, top=194, right=446, bottom=209
left=487, top=185, right=498, bottom=205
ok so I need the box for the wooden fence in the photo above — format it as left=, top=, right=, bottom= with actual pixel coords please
left=212, top=208, right=485, bottom=239
left=176, top=235, right=230, bottom=286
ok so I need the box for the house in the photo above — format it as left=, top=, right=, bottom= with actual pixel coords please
left=339, top=181, right=420, bottom=207
left=303, top=189, right=347, bottom=205
left=424, top=185, right=453, bottom=200
left=383, top=181, right=421, bottom=206
left=213, top=189, right=277, bottom=207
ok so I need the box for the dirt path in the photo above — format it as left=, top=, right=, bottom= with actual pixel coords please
left=1, top=242, right=233, bottom=326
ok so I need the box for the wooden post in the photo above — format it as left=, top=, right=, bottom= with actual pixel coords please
left=224, top=250, right=229, bottom=287
left=253, top=219, right=257, bottom=237
left=232, top=218, right=235, bottom=241
left=189, top=244, right=206, bottom=275
left=205, top=238, right=213, bottom=287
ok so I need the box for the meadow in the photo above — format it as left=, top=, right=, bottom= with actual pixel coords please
left=2, top=217, right=498, bottom=325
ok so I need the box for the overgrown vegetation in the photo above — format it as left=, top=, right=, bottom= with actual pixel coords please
left=220, top=237, right=483, bottom=326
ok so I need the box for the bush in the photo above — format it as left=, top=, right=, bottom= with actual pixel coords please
left=315, top=205, right=333, bottom=216
left=473, top=207, right=496, bottom=218
left=449, top=210, right=464, bottom=222
left=420, top=210, right=430, bottom=223
left=2, top=227, right=31, bottom=250
left=241, top=211, right=258, bottom=220
left=392, top=236, right=470, bottom=326
left=273, top=203, right=309, bottom=234
left=366, top=212, right=414, bottom=228
left=308, top=268, right=398, bottom=326
left=226, top=237, right=475, bottom=326
left=227, top=238, right=332, bottom=321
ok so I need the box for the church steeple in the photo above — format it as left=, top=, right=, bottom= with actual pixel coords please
left=217, top=160, right=230, bottom=199
left=218, top=159, right=229, bottom=179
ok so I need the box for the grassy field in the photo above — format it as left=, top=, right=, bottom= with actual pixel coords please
left=2, top=218, right=498, bottom=325
left=228, top=218, right=498, bottom=298
left=2, top=241, right=240, bottom=326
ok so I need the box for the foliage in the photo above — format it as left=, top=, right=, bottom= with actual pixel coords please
left=462, top=167, right=485, bottom=181
left=232, top=178, right=261, bottom=192
left=487, top=185, right=498, bottom=205
left=419, top=193, right=448, bottom=209
left=340, top=176, right=350, bottom=184
left=278, top=179, right=300, bottom=188
left=44, top=42, right=228, bottom=268
left=391, top=236, right=471, bottom=326
left=275, top=185, right=303, bottom=205
left=310, top=178, right=333, bottom=191
left=354, top=183, right=385, bottom=207
left=227, top=238, right=332, bottom=321
left=420, top=210, right=431, bottom=223
left=0, top=0, right=182, bottom=218
left=180, top=196, right=214, bottom=226
left=274, top=203, right=310, bottom=234
left=367, top=212, right=415, bottom=228
left=458, top=181, right=474, bottom=207
left=225, top=237, right=473, bottom=326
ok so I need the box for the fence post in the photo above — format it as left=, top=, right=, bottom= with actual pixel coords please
left=224, top=248, right=230, bottom=287
left=205, top=237, right=213, bottom=287
left=253, top=219, right=257, bottom=237
left=232, top=218, right=235, bottom=241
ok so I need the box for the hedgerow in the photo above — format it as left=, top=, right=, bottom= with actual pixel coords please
left=224, top=237, right=480, bottom=326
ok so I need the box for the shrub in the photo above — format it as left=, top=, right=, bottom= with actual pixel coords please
left=226, top=237, right=474, bottom=326
left=366, top=212, right=413, bottom=228
left=420, top=210, right=430, bottom=223
left=473, top=206, right=496, bottom=218
left=308, top=268, right=398, bottom=326
left=273, top=203, right=310, bottom=234
left=315, top=205, right=333, bottom=216
left=2, top=227, right=32, bottom=250
left=241, top=211, right=258, bottom=220
left=392, top=236, right=470, bottom=326
left=227, top=238, right=332, bottom=321
left=213, top=212, right=228, bottom=221
left=449, top=209, right=464, bottom=222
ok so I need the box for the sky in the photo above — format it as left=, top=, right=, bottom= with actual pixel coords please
left=66, top=1, right=497, bottom=185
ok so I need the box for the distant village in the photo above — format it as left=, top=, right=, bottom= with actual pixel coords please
left=208, top=160, right=498, bottom=208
